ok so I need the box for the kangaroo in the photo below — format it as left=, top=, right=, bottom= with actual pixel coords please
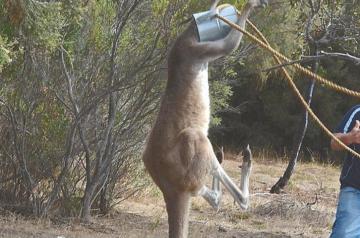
left=142, top=0, right=267, bottom=237
left=234, top=144, right=253, bottom=206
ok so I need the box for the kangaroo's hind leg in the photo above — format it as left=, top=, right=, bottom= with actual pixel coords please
left=199, top=146, right=224, bottom=210
left=233, top=145, right=253, bottom=207
left=198, top=176, right=222, bottom=211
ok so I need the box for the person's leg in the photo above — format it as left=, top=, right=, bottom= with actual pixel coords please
left=330, top=186, right=360, bottom=238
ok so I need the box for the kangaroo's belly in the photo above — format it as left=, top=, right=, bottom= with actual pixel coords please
left=193, top=65, right=210, bottom=134
left=153, top=63, right=211, bottom=142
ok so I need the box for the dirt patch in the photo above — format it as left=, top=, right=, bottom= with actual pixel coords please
left=253, top=196, right=331, bottom=228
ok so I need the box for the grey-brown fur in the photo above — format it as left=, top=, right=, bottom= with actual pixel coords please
left=142, top=0, right=267, bottom=237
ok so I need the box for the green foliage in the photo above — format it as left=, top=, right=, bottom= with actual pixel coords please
left=88, top=0, right=116, bottom=52
left=152, top=0, right=169, bottom=16
left=0, top=36, right=12, bottom=72
left=210, top=80, right=233, bottom=126
left=24, top=2, right=66, bottom=53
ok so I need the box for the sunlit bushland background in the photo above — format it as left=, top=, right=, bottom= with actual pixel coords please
left=0, top=0, right=359, bottom=237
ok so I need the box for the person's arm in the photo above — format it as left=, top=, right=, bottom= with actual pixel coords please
left=331, top=120, right=360, bottom=151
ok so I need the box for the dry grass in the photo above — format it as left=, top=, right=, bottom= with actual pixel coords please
left=0, top=154, right=341, bottom=238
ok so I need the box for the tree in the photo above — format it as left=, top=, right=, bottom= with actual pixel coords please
left=0, top=0, right=165, bottom=218
left=271, top=0, right=360, bottom=193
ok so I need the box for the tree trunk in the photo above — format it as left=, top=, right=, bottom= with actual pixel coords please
left=81, top=182, right=97, bottom=222
left=81, top=164, right=110, bottom=221
left=270, top=48, right=319, bottom=194
left=99, top=185, right=109, bottom=215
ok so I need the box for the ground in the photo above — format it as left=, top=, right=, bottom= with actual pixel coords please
left=0, top=155, right=340, bottom=238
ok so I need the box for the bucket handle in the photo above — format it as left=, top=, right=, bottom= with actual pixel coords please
left=196, top=3, right=234, bottom=24
left=217, top=4, right=232, bottom=10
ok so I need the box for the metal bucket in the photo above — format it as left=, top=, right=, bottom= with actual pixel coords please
left=193, top=5, right=238, bottom=42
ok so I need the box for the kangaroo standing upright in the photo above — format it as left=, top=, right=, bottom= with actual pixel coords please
left=143, top=0, right=268, bottom=237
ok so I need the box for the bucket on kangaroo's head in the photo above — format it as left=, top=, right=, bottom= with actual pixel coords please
left=193, top=5, right=238, bottom=42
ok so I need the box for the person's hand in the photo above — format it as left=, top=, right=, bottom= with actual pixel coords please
left=349, top=120, right=360, bottom=144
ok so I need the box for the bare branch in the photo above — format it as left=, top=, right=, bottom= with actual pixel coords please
left=318, top=51, right=360, bottom=65
left=263, top=51, right=360, bottom=72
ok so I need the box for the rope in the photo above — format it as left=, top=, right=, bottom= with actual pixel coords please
left=216, top=13, right=360, bottom=99
left=215, top=14, right=360, bottom=159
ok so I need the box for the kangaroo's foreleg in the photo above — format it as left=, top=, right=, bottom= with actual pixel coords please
left=209, top=0, right=222, bottom=13
left=210, top=0, right=222, bottom=10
